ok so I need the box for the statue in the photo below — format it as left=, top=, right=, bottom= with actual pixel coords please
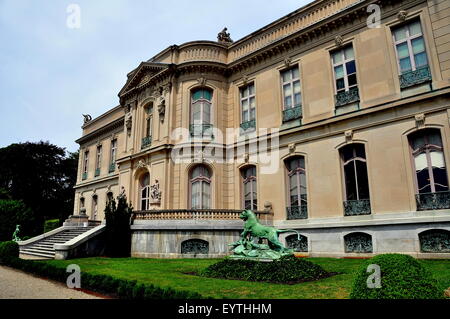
left=12, top=225, right=21, bottom=242
left=217, top=27, right=233, bottom=43
left=82, top=114, right=92, bottom=124
left=229, top=210, right=301, bottom=260
left=150, top=180, right=162, bottom=203
left=118, top=186, right=127, bottom=201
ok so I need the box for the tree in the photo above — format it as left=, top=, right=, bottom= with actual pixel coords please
left=0, top=141, right=78, bottom=236
left=104, top=195, right=132, bottom=257
left=0, top=199, right=34, bottom=241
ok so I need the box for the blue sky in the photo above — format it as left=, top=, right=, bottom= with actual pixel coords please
left=0, top=0, right=309, bottom=152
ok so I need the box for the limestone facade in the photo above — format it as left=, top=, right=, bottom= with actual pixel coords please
left=74, top=0, right=450, bottom=258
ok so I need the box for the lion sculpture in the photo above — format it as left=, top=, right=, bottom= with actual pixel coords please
left=229, top=210, right=301, bottom=259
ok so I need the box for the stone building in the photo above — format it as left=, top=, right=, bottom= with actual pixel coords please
left=73, top=0, right=450, bottom=258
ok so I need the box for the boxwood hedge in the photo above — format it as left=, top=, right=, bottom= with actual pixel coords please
left=350, top=253, right=444, bottom=299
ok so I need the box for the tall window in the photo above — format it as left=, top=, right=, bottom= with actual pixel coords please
left=95, top=145, right=102, bottom=176
left=191, top=88, right=212, bottom=137
left=82, top=150, right=89, bottom=180
left=332, top=45, right=357, bottom=94
left=109, top=139, right=117, bottom=172
left=240, top=83, right=256, bottom=130
left=146, top=104, right=153, bottom=138
left=409, top=130, right=449, bottom=194
left=190, top=165, right=211, bottom=209
left=285, top=156, right=307, bottom=219
left=241, top=166, right=257, bottom=210
left=340, top=144, right=371, bottom=215
left=281, top=67, right=302, bottom=122
left=140, top=173, right=150, bottom=211
left=393, top=20, right=428, bottom=74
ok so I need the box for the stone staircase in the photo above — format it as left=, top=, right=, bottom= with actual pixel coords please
left=20, top=226, right=97, bottom=259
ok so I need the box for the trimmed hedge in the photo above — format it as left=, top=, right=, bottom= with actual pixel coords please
left=0, top=242, right=203, bottom=299
left=201, top=255, right=330, bottom=284
left=350, top=254, right=444, bottom=299
left=43, top=219, right=60, bottom=233
left=0, top=241, right=19, bottom=261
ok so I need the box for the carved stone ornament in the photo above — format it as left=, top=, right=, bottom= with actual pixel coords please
left=197, top=76, right=207, bottom=86
left=264, top=201, right=273, bottom=213
left=397, top=10, right=408, bottom=21
left=335, top=35, right=343, bottom=47
left=415, top=113, right=425, bottom=128
left=217, top=27, right=233, bottom=43
left=118, top=186, right=127, bottom=200
left=288, top=143, right=296, bottom=153
left=136, top=160, right=146, bottom=169
left=82, top=114, right=92, bottom=124
left=345, top=130, right=353, bottom=141
left=125, top=111, right=132, bottom=130
left=158, top=98, right=166, bottom=123
left=150, top=179, right=162, bottom=203
left=242, top=75, right=249, bottom=85
left=284, top=57, right=292, bottom=68
left=244, top=153, right=249, bottom=163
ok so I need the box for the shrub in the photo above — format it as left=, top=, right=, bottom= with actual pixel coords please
left=201, top=255, right=330, bottom=284
left=104, top=196, right=132, bottom=257
left=350, top=254, right=443, bottom=299
left=0, top=241, right=19, bottom=262
left=43, top=219, right=60, bottom=233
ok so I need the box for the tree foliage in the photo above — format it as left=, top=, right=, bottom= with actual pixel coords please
left=0, top=141, right=78, bottom=236
left=0, top=200, right=34, bottom=241
left=104, top=195, right=132, bottom=257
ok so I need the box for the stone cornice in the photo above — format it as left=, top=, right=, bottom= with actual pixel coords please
left=76, top=117, right=124, bottom=145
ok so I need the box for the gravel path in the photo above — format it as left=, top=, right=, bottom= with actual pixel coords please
left=0, top=265, right=103, bottom=299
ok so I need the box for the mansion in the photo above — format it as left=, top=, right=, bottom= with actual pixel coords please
left=73, top=0, right=450, bottom=258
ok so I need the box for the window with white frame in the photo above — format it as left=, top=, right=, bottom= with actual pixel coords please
left=393, top=19, right=429, bottom=74
left=190, top=165, right=211, bottom=209
left=240, top=83, right=256, bottom=125
left=83, top=151, right=89, bottom=179
left=190, top=89, right=213, bottom=137
left=241, top=166, right=257, bottom=210
left=331, top=45, right=358, bottom=94
left=281, top=67, right=301, bottom=110
left=110, top=139, right=117, bottom=168
left=140, top=173, right=150, bottom=210
left=145, top=103, right=153, bottom=138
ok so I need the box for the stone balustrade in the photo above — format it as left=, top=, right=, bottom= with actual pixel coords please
left=132, top=209, right=271, bottom=221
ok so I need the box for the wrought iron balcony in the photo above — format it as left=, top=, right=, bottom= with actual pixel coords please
left=416, top=191, right=450, bottom=211
left=335, top=87, right=360, bottom=108
left=109, top=162, right=116, bottom=173
left=189, top=124, right=214, bottom=138
left=82, top=172, right=87, bottom=180
left=286, top=205, right=308, bottom=220
left=132, top=209, right=271, bottom=222
left=94, top=168, right=100, bottom=177
left=399, top=66, right=432, bottom=89
left=240, top=119, right=256, bottom=132
left=282, top=105, right=302, bottom=123
left=141, top=136, right=152, bottom=149
left=343, top=199, right=371, bottom=216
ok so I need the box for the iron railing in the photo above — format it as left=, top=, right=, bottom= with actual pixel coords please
left=82, top=172, right=87, bottom=180
left=240, top=119, right=256, bottom=132
left=189, top=124, right=214, bottom=138
left=141, top=136, right=152, bottom=149
left=343, top=199, right=371, bottom=216
left=109, top=162, right=116, bottom=173
left=282, top=105, right=302, bottom=122
left=335, top=87, right=360, bottom=107
left=94, top=168, right=100, bottom=177
left=286, top=205, right=308, bottom=220
left=416, top=191, right=450, bottom=211
left=400, top=66, right=432, bottom=89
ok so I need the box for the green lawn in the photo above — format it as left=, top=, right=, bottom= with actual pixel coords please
left=41, top=257, right=450, bottom=299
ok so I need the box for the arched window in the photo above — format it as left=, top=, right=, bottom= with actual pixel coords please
left=190, top=165, right=211, bottom=209
left=344, top=232, right=373, bottom=253
left=285, top=156, right=307, bottom=219
left=419, top=229, right=450, bottom=253
left=340, top=144, right=371, bottom=216
left=181, top=239, right=209, bottom=254
left=241, top=166, right=257, bottom=210
left=190, top=88, right=212, bottom=137
left=140, top=173, right=150, bottom=210
left=286, top=234, right=308, bottom=252
left=409, top=129, right=449, bottom=210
